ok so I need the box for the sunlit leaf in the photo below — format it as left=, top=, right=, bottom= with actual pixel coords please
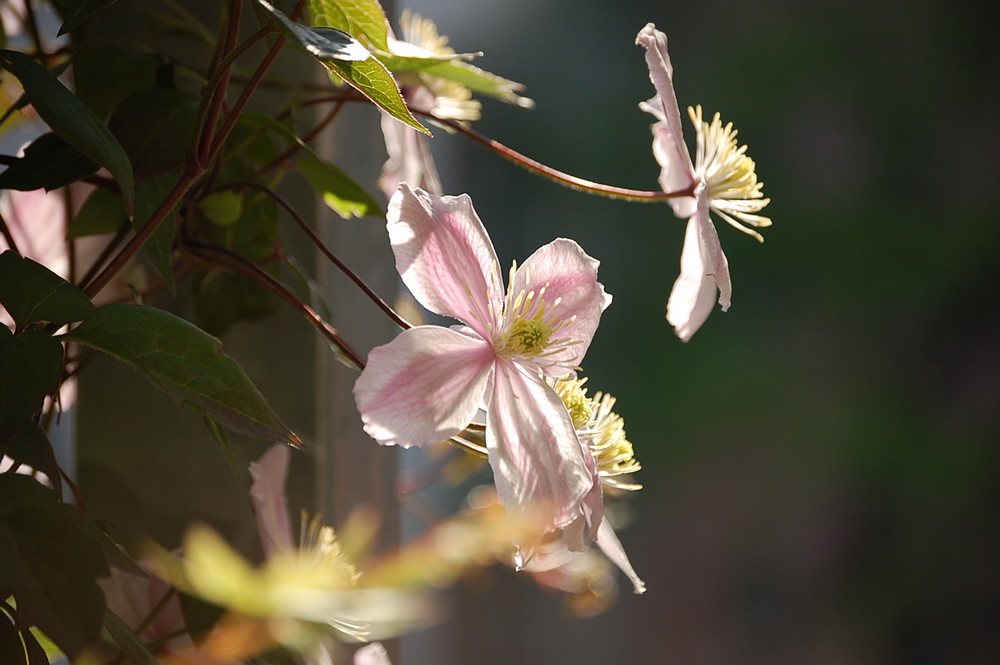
left=299, top=153, right=381, bottom=218
left=254, top=0, right=428, bottom=135
left=306, top=0, right=390, bottom=52
left=65, top=304, right=303, bottom=448
left=0, top=251, right=95, bottom=329
left=422, top=59, right=534, bottom=108
left=0, top=50, right=134, bottom=215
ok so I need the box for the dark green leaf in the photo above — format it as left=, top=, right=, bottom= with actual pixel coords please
left=0, top=251, right=95, bottom=329
left=134, top=172, right=180, bottom=293
left=58, top=0, right=121, bottom=35
left=69, top=42, right=160, bottom=119
left=0, top=50, right=134, bottom=215
left=2, top=422, right=62, bottom=499
left=195, top=269, right=281, bottom=336
left=66, top=304, right=303, bottom=448
left=109, top=89, right=198, bottom=177
left=67, top=186, right=129, bottom=238
left=300, top=153, right=381, bottom=218
left=307, top=0, right=390, bottom=52
left=0, top=133, right=98, bottom=191
left=0, top=327, right=63, bottom=439
left=0, top=611, right=27, bottom=665
left=0, top=474, right=108, bottom=660
left=104, top=610, right=156, bottom=665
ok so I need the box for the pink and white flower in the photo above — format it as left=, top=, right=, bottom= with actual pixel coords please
left=354, top=184, right=611, bottom=538
left=636, top=23, right=771, bottom=341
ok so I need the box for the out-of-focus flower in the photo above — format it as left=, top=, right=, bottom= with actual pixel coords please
left=354, top=184, right=611, bottom=544
left=99, top=559, right=190, bottom=650
left=636, top=23, right=771, bottom=341
left=378, top=11, right=482, bottom=200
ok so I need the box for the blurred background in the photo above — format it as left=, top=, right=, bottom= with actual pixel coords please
left=69, top=0, right=1000, bottom=663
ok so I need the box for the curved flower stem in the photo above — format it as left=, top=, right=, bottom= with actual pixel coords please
left=195, top=0, right=244, bottom=167
left=184, top=242, right=365, bottom=370
left=225, top=181, right=412, bottom=330
left=429, top=115, right=696, bottom=202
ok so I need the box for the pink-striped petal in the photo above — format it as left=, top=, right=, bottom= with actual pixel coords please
left=387, top=185, right=503, bottom=339
left=487, top=362, right=593, bottom=529
left=636, top=24, right=697, bottom=199
left=666, top=189, right=731, bottom=341
left=354, top=326, right=494, bottom=448
left=595, top=517, right=646, bottom=594
left=508, top=238, right=611, bottom=375
left=249, top=445, right=295, bottom=556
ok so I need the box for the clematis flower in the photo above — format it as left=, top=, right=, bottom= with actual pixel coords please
left=354, top=184, right=611, bottom=540
left=636, top=23, right=771, bottom=341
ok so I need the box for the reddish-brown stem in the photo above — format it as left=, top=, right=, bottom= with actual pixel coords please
left=428, top=115, right=696, bottom=202
left=185, top=242, right=365, bottom=370
left=226, top=181, right=412, bottom=330
left=196, top=0, right=244, bottom=167
left=251, top=101, right=347, bottom=180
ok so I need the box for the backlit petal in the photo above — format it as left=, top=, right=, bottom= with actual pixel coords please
left=509, top=238, right=611, bottom=374
left=666, top=189, right=731, bottom=341
left=636, top=24, right=697, bottom=198
left=249, top=445, right=295, bottom=556
left=595, top=517, right=646, bottom=594
left=487, top=362, right=593, bottom=529
left=387, top=185, right=503, bottom=338
left=354, top=326, right=494, bottom=447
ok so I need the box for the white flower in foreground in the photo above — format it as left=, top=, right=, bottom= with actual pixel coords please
left=354, top=184, right=611, bottom=538
left=636, top=23, right=771, bottom=341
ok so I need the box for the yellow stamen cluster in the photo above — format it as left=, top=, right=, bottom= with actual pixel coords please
left=494, top=263, right=575, bottom=365
left=399, top=10, right=482, bottom=123
left=552, top=378, right=642, bottom=493
left=689, top=104, right=771, bottom=242
left=294, top=513, right=360, bottom=589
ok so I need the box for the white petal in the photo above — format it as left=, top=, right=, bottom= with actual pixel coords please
left=487, top=362, right=593, bottom=529
left=387, top=185, right=503, bottom=339
left=595, top=517, right=646, bottom=594
left=666, top=189, right=731, bottom=341
left=354, top=326, right=494, bottom=448
left=249, top=445, right=294, bottom=555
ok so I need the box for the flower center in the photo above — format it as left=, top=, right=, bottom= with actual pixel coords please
left=493, top=262, right=576, bottom=365
left=689, top=104, right=772, bottom=242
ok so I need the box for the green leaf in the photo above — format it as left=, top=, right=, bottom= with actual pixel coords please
left=306, top=0, right=390, bottom=52
left=65, top=304, right=303, bottom=448
left=103, top=610, right=156, bottom=665
left=0, top=327, right=63, bottom=440
left=323, top=55, right=430, bottom=135
left=0, top=251, right=95, bottom=329
left=199, top=191, right=243, bottom=227
left=67, top=186, right=129, bottom=239
left=0, top=50, right=134, bottom=216
left=240, top=113, right=380, bottom=218
left=134, top=172, right=180, bottom=293
left=255, top=1, right=428, bottom=135
left=423, top=60, right=534, bottom=108
left=108, top=89, right=198, bottom=177
left=299, top=153, right=381, bottom=218
left=71, top=42, right=160, bottom=119
left=0, top=133, right=98, bottom=191
left=19, top=629, right=48, bottom=665
left=258, top=0, right=370, bottom=61
left=194, top=269, right=281, bottom=336
left=3, top=422, right=63, bottom=499
left=0, top=474, right=108, bottom=660
left=58, top=0, right=121, bottom=36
